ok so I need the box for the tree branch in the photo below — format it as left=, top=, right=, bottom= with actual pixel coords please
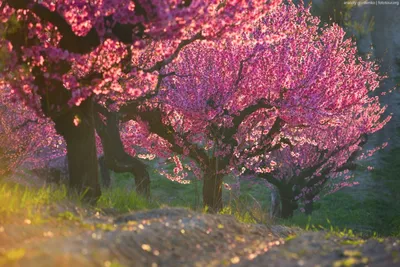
left=221, top=99, right=274, bottom=146
left=141, top=32, right=205, bottom=73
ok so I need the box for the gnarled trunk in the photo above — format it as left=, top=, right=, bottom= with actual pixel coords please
left=94, top=107, right=150, bottom=198
left=203, top=169, right=223, bottom=213
left=53, top=99, right=101, bottom=203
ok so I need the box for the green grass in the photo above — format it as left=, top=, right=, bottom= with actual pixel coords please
left=280, top=146, right=400, bottom=237
left=111, top=163, right=386, bottom=231
left=2, top=145, right=398, bottom=238
left=97, top=187, right=157, bottom=213
left=111, top=165, right=204, bottom=210
left=112, top=168, right=271, bottom=224
left=369, top=146, right=400, bottom=236
left=280, top=192, right=376, bottom=234
left=0, top=180, right=156, bottom=222
left=111, top=153, right=399, bottom=237
left=0, top=182, right=68, bottom=223
left=280, top=189, right=400, bottom=237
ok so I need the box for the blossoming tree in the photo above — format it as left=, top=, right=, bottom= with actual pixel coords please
left=0, top=0, right=279, bottom=201
left=118, top=2, right=389, bottom=212
left=0, top=83, right=65, bottom=179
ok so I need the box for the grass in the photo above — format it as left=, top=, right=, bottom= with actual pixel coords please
left=111, top=166, right=273, bottom=224
left=0, top=248, right=26, bottom=266
left=273, top=137, right=400, bottom=238
left=280, top=189, right=400, bottom=237
left=97, top=187, right=157, bottom=213
left=280, top=192, right=375, bottom=234
left=0, top=169, right=268, bottom=225
left=0, top=182, right=68, bottom=223
left=108, top=160, right=396, bottom=233
left=2, top=143, right=399, bottom=237
left=0, top=180, right=156, bottom=223
left=111, top=153, right=400, bottom=237
left=369, top=145, right=400, bottom=236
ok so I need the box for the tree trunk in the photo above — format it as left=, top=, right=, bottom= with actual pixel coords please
left=132, top=164, right=150, bottom=197
left=53, top=99, right=101, bottom=203
left=203, top=170, right=223, bottom=213
left=305, top=200, right=314, bottom=215
left=304, top=190, right=317, bottom=215
left=99, top=155, right=111, bottom=188
left=281, top=197, right=295, bottom=219
left=278, top=186, right=297, bottom=219
left=94, top=106, right=150, bottom=198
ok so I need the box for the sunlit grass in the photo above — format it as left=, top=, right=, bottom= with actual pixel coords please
left=97, top=187, right=157, bottom=213
left=2, top=151, right=396, bottom=238
left=219, top=190, right=270, bottom=224
left=0, top=182, right=68, bottom=223
left=279, top=191, right=378, bottom=236
left=0, top=179, right=158, bottom=224
left=0, top=248, right=26, bottom=266
left=218, top=205, right=265, bottom=224
left=113, top=167, right=271, bottom=224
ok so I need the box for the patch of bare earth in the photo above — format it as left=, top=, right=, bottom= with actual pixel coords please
left=1, top=207, right=398, bottom=267
left=0, top=207, right=290, bottom=266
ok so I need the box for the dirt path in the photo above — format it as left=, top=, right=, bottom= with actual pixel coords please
left=0, top=207, right=399, bottom=266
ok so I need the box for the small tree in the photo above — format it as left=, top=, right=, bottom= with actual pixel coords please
left=245, top=116, right=388, bottom=218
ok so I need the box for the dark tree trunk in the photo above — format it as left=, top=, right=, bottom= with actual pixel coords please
left=281, top=197, right=295, bottom=219
left=304, top=189, right=318, bottom=215
left=278, top=186, right=297, bottom=219
left=203, top=169, right=223, bottom=213
left=53, top=99, right=101, bottom=203
left=132, top=163, right=150, bottom=197
left=99, top=155, right=111, bottom=188
left=305, top=200, right=314, bottom=215
left=94, top=107, right=150, bottom=198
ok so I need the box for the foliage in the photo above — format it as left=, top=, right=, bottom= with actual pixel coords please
left=0, top=0, right=282, bottom=200
left=118, top=2, right=389, bottom=214
left=310, top=0, right=375, bottom=40
left=0, top=0, right=393, bottom=233
left=0, top=248, right=26, bottom=266
left=0, top=0, right=278, bottom=110
left=0, top=86, right=65, bottom=178
left=310, top=0, right=353, bottom=27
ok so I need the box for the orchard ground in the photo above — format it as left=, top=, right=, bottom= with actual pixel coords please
left=110, top=150, right=400, bottom=238
left=0, top=150, right=399, bottom=267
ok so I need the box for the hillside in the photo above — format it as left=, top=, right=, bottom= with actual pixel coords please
left=0, top=184, right=399, bottom=267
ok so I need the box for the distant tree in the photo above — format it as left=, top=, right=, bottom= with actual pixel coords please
left=0, top=84, right=64, bottom=178
left=245, top=120, right=388, bottom=218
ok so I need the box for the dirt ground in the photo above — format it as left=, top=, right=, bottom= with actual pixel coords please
left=0, top=206, right=399, bottom=267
